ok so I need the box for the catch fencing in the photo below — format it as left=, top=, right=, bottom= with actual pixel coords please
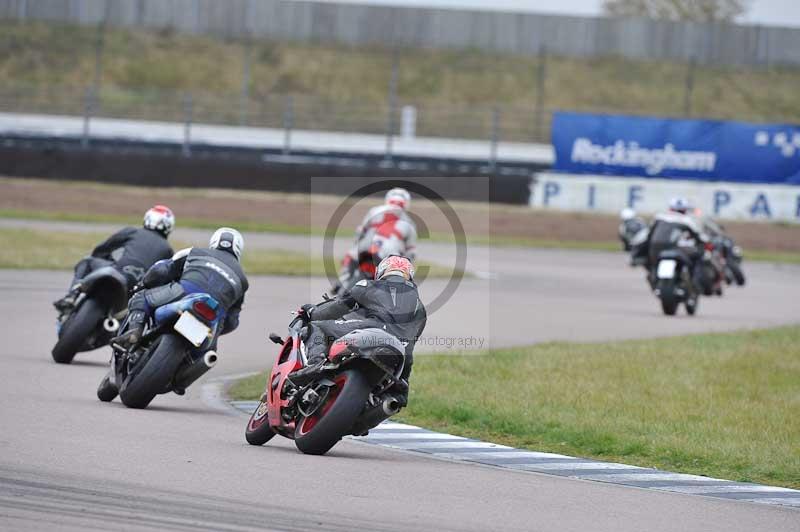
left=2, top=0, right=800, bottom=66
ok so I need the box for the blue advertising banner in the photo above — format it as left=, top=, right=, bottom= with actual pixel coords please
left=552, top=112, right=800, bottom=184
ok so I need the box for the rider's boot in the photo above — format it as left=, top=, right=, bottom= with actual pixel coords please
left=112, top=311, right=147, bottom=347
left=288, top=355, right=327, bottom=386
left=53, top=285, right=81, bottom=312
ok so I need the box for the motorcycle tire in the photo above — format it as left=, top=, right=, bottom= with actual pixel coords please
left=294, top=369, right=371, bottom=456
left=245, top=400, right=276, bottom=446
left=51, top=298, right=105, bottom=364
left=729, top=262, right=746, bottom=286
left=119, top=334, right=185, bottom=409
left=657, top=281, right=679, bottom=316
left=685, top=295, right=699, bottom=316
left=97, top=373, right=119, bottom=402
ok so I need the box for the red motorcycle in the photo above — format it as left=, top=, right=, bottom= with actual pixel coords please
left=245, top=315, right=408, bottom=455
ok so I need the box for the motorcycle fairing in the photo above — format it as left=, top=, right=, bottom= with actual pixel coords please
left=153, top=293, right=222, bottom=352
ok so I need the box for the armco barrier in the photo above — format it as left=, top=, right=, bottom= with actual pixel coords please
left=0, top=135, right=536, bottom=205
left=531, top=173, right=800, bottom=223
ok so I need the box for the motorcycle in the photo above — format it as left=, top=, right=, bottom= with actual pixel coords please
left=714, top=236, right=746, bottom=286
left=331, top=251, right=378, bottom=296
left=97, top=291, right=223, bottom=409
left=245, top=315, right=408, bottom=456
left=52, top=266, right=129, bottom=364
left=653, top=242, right=700, bottom=316
left=699, top=242, right=726, bottom=297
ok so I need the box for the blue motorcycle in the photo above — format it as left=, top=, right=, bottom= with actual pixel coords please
left=98, top=292, right=224, bottom=409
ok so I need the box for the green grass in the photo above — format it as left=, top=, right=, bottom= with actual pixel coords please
left=0, top=209, right=315, bottom=236
left=4, top=209, right=800, bottom=264
left=0, top=227, right=458, bottom=278
left=2, top=20, right=800, bottom=139
left=230, top=326, right=800, bottom=489
left=0, top=227, right=316, bottom=275
left=744, top=249, right=800, bottom=265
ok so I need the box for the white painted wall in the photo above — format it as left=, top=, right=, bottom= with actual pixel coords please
left=531, top=173, right=800, bottom=223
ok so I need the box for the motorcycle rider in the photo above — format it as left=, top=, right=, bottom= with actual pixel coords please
left=618, top=207, right=647, bottom=251
left=53, top=205, right=175, bottom=311
left=292, top=254, right=426, bottom=406
left=335, top=188, right=418, bottom=293
left=640, top=198, right=709, bottom=291
left=113, top=227, right=248, bottom=348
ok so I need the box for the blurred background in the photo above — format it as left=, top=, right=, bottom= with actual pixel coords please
left=1, top=0, right=798, bottom=147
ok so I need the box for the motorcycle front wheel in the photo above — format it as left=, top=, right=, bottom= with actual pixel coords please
left=729, top=261, right=746, bottom=286
left=119, top=334, right=185, bottom=409
left=96, top=372, right=119, bottom=402
left=685, top=294, right=699, bottom=316
left=245, top=399, right=276, bottom=446
left=51, top=298, right=105, bottom=364
left=294, top=369, right=371, bottom=456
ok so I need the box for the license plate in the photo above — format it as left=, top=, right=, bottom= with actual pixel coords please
left=657, top=259, right=677, bottom=279
left=174, top=312, right=210, bottom=347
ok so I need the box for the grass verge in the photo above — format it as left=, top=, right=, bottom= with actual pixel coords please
left=0, top=227, right=458, bottom=278
left=229, top=326, right=800, bottom=489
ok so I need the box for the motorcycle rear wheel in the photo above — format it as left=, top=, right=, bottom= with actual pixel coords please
left=119, top=334, right=185, bottom=409
left=51, top=298, right=104, bottom=364
left=657, top=281, right=679, bottom=316
left=294, top=369, right=371, bottom=456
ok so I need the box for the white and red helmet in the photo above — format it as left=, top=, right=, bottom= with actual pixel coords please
left=143, top=205, right=175, bottom=236
left=376, top=254, right=415, bottom=281
left=385, top=188, right=411, bottom=210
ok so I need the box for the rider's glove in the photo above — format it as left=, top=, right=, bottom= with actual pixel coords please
left=296, top=304, right=315, bottom=322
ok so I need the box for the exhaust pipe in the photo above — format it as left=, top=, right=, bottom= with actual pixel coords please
left=103, top=317, right=120, bottom=333
left=382, top=396, right=402, bottom=416
left=203, top=351, right=218, bottom=368
left=350, top=396, right=403, bottom=436
left=173, top=351, right=218, bottom=390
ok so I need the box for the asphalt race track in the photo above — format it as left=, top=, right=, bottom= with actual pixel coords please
left=1, top=228, right=799, bottom=530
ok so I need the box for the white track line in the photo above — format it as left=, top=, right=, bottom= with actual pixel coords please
left=210, top=384, right=800, bottom=510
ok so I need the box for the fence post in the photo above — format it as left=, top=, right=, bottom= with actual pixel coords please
left=489, top=106, right=500, bottom=173
left=183, top=93, right=193, bottom=157
left=283, top=94, right=293, bottom=155
left=93, top=8, right=107, bottom=96
left=534, top=45, right=547, bottom=143
left=385, top=45, right=399, bottom=163
left=240, top=35, right=252, bottom=126
left=81, top=87, right=93, bottom=149
left=683, top=57, right=696, bottom=117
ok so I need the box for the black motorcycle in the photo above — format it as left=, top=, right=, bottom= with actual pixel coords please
left=52, top=266, right=129, bottom=364
left=98, top=292, right=223, bottom=409
left=653, top=246, right=699, bottom=316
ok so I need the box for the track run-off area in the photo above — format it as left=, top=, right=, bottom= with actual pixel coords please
left=1, top=220, right=799, bottom=531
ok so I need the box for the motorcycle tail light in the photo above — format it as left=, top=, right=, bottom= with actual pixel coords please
left=193, top=301, right=217, bottom=321
left=704, top=242, right=715, bottom=251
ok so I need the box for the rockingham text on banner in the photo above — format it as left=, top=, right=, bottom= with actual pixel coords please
left=552, top=112, right=800, bottom=184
